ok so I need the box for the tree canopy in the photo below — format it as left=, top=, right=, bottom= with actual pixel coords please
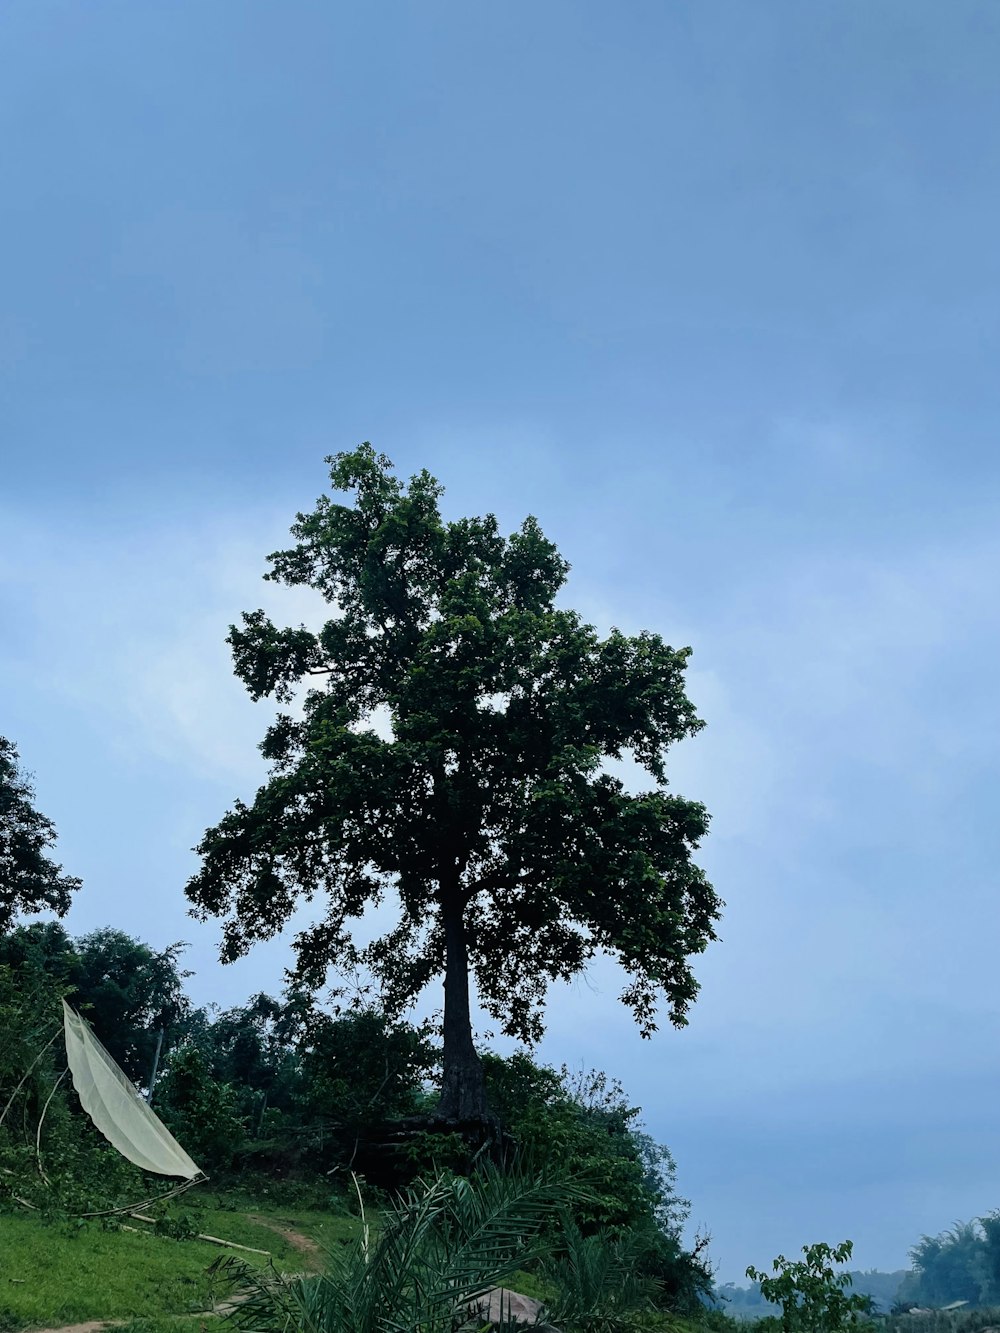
left=70, top=928, right=191, bottom=1084
left=0, top=736, right=80, bottom=936
left=186, top=446, right=722, bottom=1120
left=0, top=922, right=190, bottom=1084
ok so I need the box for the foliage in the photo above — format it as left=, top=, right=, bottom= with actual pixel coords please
left=0, top=923, right=192, bottom=1087
left=484, top=1053, right=688, bottom=1238
left=0, top=950, right=146, bottom=1215
left=483, top=1052, right=711, bottom=1314
left=889, top=1215, right=1000, bottom=1310
left=0, top=950, right=61, bottom=1096
left=180, top=992, right=306, bottom=1146
left=627, top=1227, right=714, bottom=1316
left=693, top=1309, right=746, bottom=1333
left=565, top=1067, right=690, bottom=1239
left=0, top=920, right=77, bottom=981
left=0, top=736, right=80, bottom=936
left=186, top=446, right=720, bottom=1119
left=542, top=1215, right=661, bottom=1332
left=187, top=993, right=297, bottom=1095
left=2, top=921, right=705, bottom=1319
left=899, top=1221, right=994, bottom=1308
left=841, top=1271, right=909, bottom=1316
left=298, top=1006, right=436, bottom=1139
left=70, top=928, right=192, bottom=1086
left=152, top=1210, right=200, bottom=1241
left=380, top=1127, right=472, bottom=1180
left=156, top=1046, right=249, bottom=1173
left=215, top=1163, right=575, bottom=1333
left=1, top=926, right=209, bottom=1213
left=719, top=1269, right=908, bottom=1318
left=978, top=1215, right=1000, bottom=1308
left=746, top=1241, right=877, bottom=1333
left=0, top=953, right=59, bottom=1205
left=884, top=1308, right=1000, bottom=1333
left=162, top=997, right=440, bottom=1181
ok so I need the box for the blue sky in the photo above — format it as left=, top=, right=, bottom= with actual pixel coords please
left=3, top=0, right=1000, bottom=1282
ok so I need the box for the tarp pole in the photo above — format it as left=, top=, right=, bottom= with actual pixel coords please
left=147, top=1028, right=164, bottom=1105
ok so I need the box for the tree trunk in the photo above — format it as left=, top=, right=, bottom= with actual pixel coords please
left=436, top=892, right=490, bottom=1124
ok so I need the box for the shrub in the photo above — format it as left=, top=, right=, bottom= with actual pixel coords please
left=746, top=1241, right=877, bottom=1333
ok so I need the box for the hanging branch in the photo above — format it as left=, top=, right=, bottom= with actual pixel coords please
left=35, top=1069, right=67, bottom=1187
left=78, top=1173, right=209, bottom=1219
left=0, top=1027, right=60, bottom=1132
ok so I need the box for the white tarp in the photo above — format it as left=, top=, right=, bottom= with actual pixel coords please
left=62, top=1000, right=201, bottom=1180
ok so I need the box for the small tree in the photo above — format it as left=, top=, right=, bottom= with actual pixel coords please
left=747, top=1241, right=877, bottom=1333
left=186, top=447, right=721, bottom=1122
left=0, top=737, right=80, bottom=936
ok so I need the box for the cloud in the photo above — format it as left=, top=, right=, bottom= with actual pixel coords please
left=2, top=504, right=328, bottom=787
left=769, top=414, right=898, bottom=478
left=553, top=522, right=1000, bottom=1103
left=110, top=206, right=330, bottom=378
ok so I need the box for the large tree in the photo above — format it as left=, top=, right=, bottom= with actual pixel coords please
left=0, top=736, right=81, bottom=936
left=186, top=447, right=721, bottom=1122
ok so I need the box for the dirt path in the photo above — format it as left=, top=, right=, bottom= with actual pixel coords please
left=26, top=1217, right=320, bottom=1331
left=244, top=1213, right=323, bottom=1269
left=30, top=1315, right=229, bottom=1333
left=28, top=1298, right=238, bottom=1330
left=28, top=1324, right=124, bottom=1333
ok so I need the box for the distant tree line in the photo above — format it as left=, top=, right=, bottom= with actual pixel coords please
left=718, top=1217, right=1000, bottom=1318
left=896, top=1220, right=1000, bottom=1310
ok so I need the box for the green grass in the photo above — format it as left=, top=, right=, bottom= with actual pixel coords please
left=190, top=1204, right=358, bottom=1253
left=0, top=1202, right=362, bottom=1331
left=0, top=1214, right=229, bottom=1328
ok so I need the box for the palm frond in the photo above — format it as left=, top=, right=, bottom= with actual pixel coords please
left=543, top=1214, right=660, bottom=1333
left=217, top=1164, right=574, bottom=1333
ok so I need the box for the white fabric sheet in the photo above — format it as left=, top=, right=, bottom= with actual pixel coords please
left=62, top=1000, right=201, bottom=1180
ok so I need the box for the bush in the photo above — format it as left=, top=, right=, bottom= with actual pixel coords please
left=155, top=1047, right=248, bottom=1174
left=482, top=1051, right=712, bottom=1312
left=484, top=1054, right=682, bottom=1235
left=0, top=956, right=147, bottom=1214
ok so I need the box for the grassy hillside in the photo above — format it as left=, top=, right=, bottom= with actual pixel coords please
left=0, top=1201, right=358, bottom=1331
